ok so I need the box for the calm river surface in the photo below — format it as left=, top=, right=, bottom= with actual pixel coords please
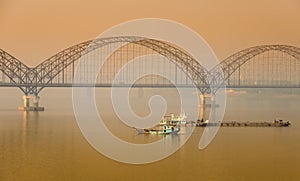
left=0, top=88, right=300, bottom=180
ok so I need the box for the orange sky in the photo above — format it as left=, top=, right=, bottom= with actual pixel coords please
left=0, top=0, right=299, bottom=67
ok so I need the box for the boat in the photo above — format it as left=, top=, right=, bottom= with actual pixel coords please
left=135, top=112, right=186, bottom=134
left=273, top=119, right=291, bottom=127
left=196, top=119, right=209, bottom=127
left=136, top=125, right=181, bottom=135
left=159, top=112, right=187, bottom=126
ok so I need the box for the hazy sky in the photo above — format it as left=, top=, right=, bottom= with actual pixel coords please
left=0, top=0, right=299, bottom=66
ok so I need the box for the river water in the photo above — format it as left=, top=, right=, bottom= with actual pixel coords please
left=0, top=88, right=300, bottom=180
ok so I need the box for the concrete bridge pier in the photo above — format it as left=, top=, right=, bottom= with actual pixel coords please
left=198, top=93, right=219, bottom=121
left=18, top=95, right=44, bottom=111
left=199, top=94, right=206, bottom=120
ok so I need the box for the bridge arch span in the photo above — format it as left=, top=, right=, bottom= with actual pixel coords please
left=210, top=45, right=300, bottom=90
left=35, top=36, right=211, bottom=94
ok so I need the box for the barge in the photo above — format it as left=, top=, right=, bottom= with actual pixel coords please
left=196, top=119, right=291, bottom=127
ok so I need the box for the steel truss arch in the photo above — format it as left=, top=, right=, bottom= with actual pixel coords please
left=0, top=49, right=30, bottom=94
left=210, top=45, right=300, bottom=92
left=34, top=36, right=210, bottom=94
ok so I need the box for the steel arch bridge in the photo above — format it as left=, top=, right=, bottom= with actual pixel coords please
left=0, top=36, right=211, bottom=95
left=0, top=36, right=300, bottom=110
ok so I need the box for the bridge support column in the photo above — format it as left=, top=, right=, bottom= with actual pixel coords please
left=199, top=94, right=206, bottom=120
left=18, top=95, right=44, bottom=111
left=211, top=93, right=216, bottom=107
left=32, top=96, right=40, bottom=108
left=23, top=96, right=30, bottom=107
left=198, top=94, right=219, bottom=122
